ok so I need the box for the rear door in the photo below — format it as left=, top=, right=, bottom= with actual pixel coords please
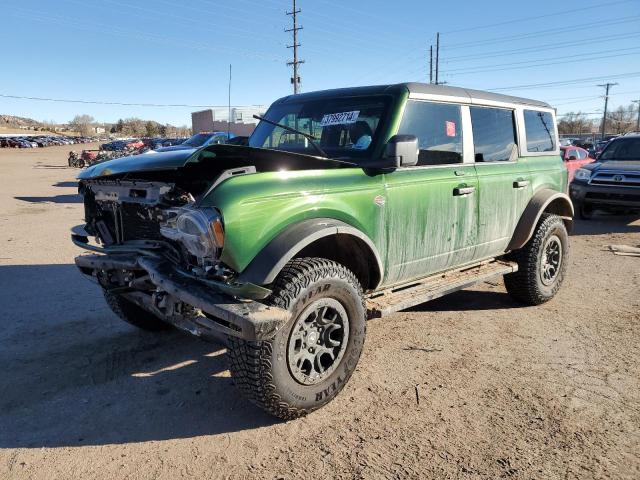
left=471, top=106, right=532, bottom=259
left=383, top=100, right=478, bottom=285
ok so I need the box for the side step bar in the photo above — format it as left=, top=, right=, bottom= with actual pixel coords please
left=366, top=259, right=517, bottom=319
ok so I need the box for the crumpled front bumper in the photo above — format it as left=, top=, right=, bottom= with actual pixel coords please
left=74, top=252, right=290, bottom=342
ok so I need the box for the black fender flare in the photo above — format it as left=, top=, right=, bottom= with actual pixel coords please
left=237, top=218, right=384, bottom=289
left=507, top=189, right=574, bottom=251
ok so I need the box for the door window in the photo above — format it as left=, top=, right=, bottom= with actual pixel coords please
left=398, top=100, right=463, bottom=165
left=470, top=107, right=517, bottom=162
left=577, top=148, right=587, bottom=160
left=524, top=110, right=556, bottom=152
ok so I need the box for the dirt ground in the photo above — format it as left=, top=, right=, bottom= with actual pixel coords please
left=1, top=145, right=639, bottom=479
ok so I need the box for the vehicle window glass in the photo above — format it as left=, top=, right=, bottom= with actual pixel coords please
left=577, top=149, right=587, bottom=160
left=524, top=110, right=556, bottom=152
left=397, top=100, right=462, bottom=165
left=249, top=96, right=390, bottom=161
left=470, top=106, right=517, bottom=162
left=599, top=138, right=640, bottom=161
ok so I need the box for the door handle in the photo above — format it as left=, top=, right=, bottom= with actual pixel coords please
left=454, top=170, right=466, bottom=176
left=513, top=180, right=530, bottom=188
left=453, top=186, right=475, bottom=196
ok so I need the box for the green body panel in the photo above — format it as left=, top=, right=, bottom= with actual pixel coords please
left=204, top=168, right=386, bottom=274
left=382, top=164, right=478, bottom=284
left=473, top=159, right=532, bottom=259
left=524, top=155, right=568, bottom=196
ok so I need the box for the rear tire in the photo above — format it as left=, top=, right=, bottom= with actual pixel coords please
left=504, top=213, right=569, bottom=306
left=103, top=290, right=172, bottom=331
left=227, top=258, right=366, bottom=420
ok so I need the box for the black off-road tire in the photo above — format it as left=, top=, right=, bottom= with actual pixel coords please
left=227, top=258, right=366, bottom=420
left=578, top=201, right=594, bottom=220
left=103, top=290, right=172, bottom=331
left=504, top=213, right=569, bottom=306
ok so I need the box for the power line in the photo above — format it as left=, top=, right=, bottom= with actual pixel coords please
left=445, top=48, right=640, bottom=76
left=488, top=72, right=640, bottom=92
left=0, top=94, right=263, bottom=109
left=442, top=0, right=635, bottom=34
left=442, top=15, right=640, bottom=49
left=442, top=31, right=640, bottom=62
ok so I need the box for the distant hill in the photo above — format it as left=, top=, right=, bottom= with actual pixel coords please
left=0, top=114, right=44, bottom=129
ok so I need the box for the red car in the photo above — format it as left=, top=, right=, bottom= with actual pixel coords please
left=561, top=146, right=593, bottom=182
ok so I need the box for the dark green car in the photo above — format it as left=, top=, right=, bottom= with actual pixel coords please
left=73, top=83, right=573, bottom=419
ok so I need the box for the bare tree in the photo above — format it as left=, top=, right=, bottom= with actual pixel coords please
left=557, top=112, right=595, bottom=135
left=69, top=114, right=95, bottom=136
left=606, top=105, right=635, bottom=134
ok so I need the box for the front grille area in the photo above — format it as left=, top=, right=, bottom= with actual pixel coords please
left=585, top=191, right=640, bottom=203
left=84, top=192, right=163, bottom=245
left=120, top=203, right=163, bottom=241
left=589, top=170, right=640, bottom=188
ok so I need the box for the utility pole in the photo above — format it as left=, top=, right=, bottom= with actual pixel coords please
left=632, top=99, right=640, bottom=131
left=429, top=45, right=433, bottom=84
left=435, top=32, right=440, bottom=85
left=598, top=82, right=617, bottom=139
left=286, top=0, right=304, bottom=94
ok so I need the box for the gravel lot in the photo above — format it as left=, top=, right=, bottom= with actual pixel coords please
left=1, top=145, right=639, bottom=479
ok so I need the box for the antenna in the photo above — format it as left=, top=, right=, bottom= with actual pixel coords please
left=227, top=64, right=231, bottom=138
left=435, top=32, right=440, bottom=85
left=286, top=0, right=304, bottom=94
left=429, top=45, right=433, bottom=84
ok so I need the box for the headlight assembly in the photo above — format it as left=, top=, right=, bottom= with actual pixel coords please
left=574, top=168, right=592, bottom=182
left=160, top=208, right=224, bottom=259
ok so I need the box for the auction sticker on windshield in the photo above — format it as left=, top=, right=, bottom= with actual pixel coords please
left=320, top=110, right=360, bottom=127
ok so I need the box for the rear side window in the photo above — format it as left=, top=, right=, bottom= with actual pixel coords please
left=470, top=107, right=517, bottom=162
left=524, top=110, right=556, bottom=152
left=398, top=100, right=463, bottom=165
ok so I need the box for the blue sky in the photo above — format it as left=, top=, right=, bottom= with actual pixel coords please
left=1, top=0, right=639, bottom=126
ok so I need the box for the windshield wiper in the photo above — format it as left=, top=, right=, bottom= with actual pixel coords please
left=253, top=114, right=328, bottom=158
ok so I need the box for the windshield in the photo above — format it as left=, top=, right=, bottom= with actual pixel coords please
left=249, top=95, right=391, bottom=160
left=599, top=138, right=640, bottom=161
left=183, top=133, right=212, bottom=147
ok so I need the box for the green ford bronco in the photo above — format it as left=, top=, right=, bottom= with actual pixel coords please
left=72, top=83, right=573, bottom=419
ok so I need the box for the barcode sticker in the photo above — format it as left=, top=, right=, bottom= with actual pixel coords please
left=320, top=110, right=360, bottom=127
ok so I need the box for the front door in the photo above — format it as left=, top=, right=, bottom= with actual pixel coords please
left=382, top=100, right=478, bottom=286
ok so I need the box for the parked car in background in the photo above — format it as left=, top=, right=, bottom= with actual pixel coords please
left=570, top=134, right=640, bottom=219
left=154, top=132, right=234, bottom=152
left=560, top=146, right=593, bottom=181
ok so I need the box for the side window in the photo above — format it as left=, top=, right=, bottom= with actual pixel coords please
left=577, top=149, right=587, bottom=160
left=470, top=107, right=517, bottom=162
left=398, top=100, right=463, bottom=165
left=524, top=110, right=556, bottom=152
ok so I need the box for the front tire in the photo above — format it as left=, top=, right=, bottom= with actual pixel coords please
left=504, top=213, right=569, bottom=305
left=578, top=201, right=594, bottom=220
left=228, top=258, right=366, bottom=420
left=103, top=290, right=172, bottom=331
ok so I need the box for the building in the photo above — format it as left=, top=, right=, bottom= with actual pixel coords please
left=191, top=106, right=265, bottom=137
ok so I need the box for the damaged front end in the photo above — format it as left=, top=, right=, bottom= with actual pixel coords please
left=72, top=156, right=289, bottom=341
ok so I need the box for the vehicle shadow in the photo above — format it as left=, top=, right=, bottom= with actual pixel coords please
left=405, top=287, right=523, bottom=313
left=571, top=213, right=640, bottom=236
left=0, top=264, right=278, bottom=448
left=14, top=194, right=82, bottom=204
left=53, top=181, right=78, bottom=188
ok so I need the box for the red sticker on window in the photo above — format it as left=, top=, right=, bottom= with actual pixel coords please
left=446, top=121, right=456, bottom=137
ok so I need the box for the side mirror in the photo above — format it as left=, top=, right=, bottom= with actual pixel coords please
left=383, top=134, right=419, bottom=167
